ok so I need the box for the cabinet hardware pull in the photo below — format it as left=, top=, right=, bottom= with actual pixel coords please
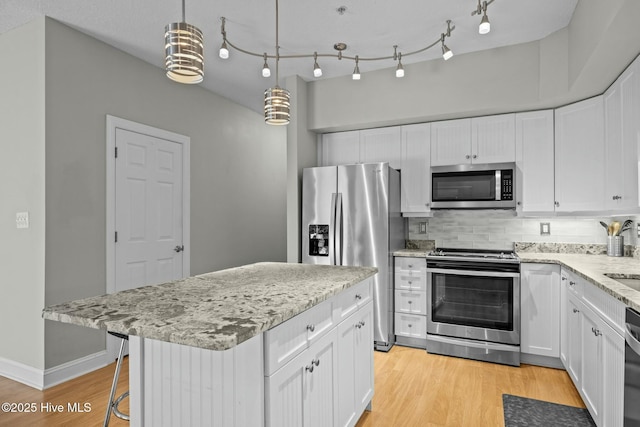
left=313, top=359, right=320, bottom=367
left=555, top=201, right=560, bottom=207
left=307, top=324, right=315, bottom=332
left=360, top=321, right=365, bottom=327
left=465, top=155, right=470, bottom=159
left=356, top=323, right=362, bottom=329
left=595, top=329, right=602, bottom=336
left=355, top=294, right=362, bottom=300
left=408, top=324, right=412, bottom=328
left=306, top=365, right=314, bottom=373
left=573, top=308, right=579, bottom=313
left=472, top=154, right=477, bottom=159
left=408, top=300, right=412, bottom=304
left=569, top=281, right=576, bottom=286
left=174, top=245, right=185, bottom=253
left=561, top=276, right=567, bottom=281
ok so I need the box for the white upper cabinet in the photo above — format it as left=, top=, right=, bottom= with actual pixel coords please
left=554, top=96, right=605, bottom=212
left=604, top=56, right=639, bottom=210
left=430, top=115, right=515, bottom=166
left=430, top=118, right=472, bottom=166
left=471, top=114, right=516, bottom=164
left=321, top=131, right=360, bottom=166
left=320, top=128, right=402, bottom=170
left=400, top=123, right=431, bottom=214
left=515, top=110, right=555, bottom=213
left=360, top=127, right=402, bottom=169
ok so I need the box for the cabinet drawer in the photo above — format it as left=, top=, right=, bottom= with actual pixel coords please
left=395, top=290, right=427, bottom=315
left=335, top=278, right=373, bottom=323
left=395, top=313, right=427, bottom=339
left=563, top=269, right=583, bottom=297
left=582, top=278, right=625, bottom=334
left=265, top=298, right=334, bottom=376
left=394, top=272, right=426, bottom=291
left=395, top=257, right=425, bottom=271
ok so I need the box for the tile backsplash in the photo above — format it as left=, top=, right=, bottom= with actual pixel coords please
left=407, top=211, right=640, bottom=250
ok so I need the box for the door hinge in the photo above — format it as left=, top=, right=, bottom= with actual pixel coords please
left=115, top=146, right=118, bottom=158
left=115, top=231, right=118, bottom=243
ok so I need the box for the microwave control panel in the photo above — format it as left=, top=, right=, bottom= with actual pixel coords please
left=501, top=169, right=513, bottom=200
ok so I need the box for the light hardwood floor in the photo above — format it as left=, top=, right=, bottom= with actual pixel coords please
left=0, top=346, right=583, bottom=426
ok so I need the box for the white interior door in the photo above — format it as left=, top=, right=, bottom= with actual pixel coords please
left=115, top=128, right=184, bottom=291
left=106, top=116, right=190, bottom=361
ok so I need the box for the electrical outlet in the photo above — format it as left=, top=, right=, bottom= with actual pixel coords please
left=540, top=222, right=551, bottom=235
left=419, top=222, right=427, bottom=234
left=637, top=223, right=640, bottom=238
left=16, top=212, right=29, bottom=229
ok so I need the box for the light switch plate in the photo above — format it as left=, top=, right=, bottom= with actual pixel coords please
left=540, top=222, right=550, bottom=235
left=419, top=222, right=427, bottom=234
left=16, top=212, right=29, bottom=229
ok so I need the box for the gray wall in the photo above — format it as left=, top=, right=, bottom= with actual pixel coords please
left=305, top=0, right=640, bottom=132
left=1, top=17, right=287, bottom=371
left=0, top=19, right=47, bottom=370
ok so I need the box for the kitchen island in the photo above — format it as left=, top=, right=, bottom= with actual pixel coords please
left=42, top=262, right=377, bottom=427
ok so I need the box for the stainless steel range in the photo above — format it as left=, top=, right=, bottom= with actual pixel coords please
left=426, top=248, right=521, bottom=366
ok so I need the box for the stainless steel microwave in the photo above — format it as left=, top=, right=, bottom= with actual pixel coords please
left=430, top=162, right=516, bottom=209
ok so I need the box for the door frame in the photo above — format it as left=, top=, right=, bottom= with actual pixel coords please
left=105, top=115, right=191, bottom=358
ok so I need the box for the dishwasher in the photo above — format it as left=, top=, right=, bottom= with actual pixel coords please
left=625, top=307, right=640, bottom=426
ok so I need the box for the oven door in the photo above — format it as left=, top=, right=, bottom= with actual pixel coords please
left=427, top=267, right=520, bottom=345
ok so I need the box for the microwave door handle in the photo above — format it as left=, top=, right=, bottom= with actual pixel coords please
left=427, top=268, right=520, bottom=279
left=495, top=170, right=501, bottom=201
left=330, top=193, right=337, bottom=266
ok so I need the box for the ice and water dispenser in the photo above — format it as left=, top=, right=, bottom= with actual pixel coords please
left=308, top=225, right=329, bottom=256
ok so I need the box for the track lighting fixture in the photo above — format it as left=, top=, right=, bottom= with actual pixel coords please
left=164, top=0, right=204, bottom=84
left=165, top=0, right=459, bottom=124
left=441, top=21, right=454, bottom=60
left=262, top=53, right=271, bottom=77
left=472, top=0, right=494, bottom=35
left=313, top=52, right=322, bottom=78
left=352, top=56, right=361, bottom=80
left=395, top=52, right=404, bottom=78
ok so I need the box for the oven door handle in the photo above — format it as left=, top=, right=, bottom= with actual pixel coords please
left=426, top=268, right=520, bottom=279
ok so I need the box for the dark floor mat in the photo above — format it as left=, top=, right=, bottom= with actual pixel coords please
left=503, top=394, right=596, bottom=427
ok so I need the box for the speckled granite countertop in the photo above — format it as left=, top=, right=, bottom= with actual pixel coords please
left=42, top=262, right=377, bottom=351
left=518, top=253, right=640, bottom=312
left=394, top=249, right=430, bottom=257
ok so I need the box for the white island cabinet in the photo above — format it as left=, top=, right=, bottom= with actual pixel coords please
left=42, top=262, right=377, bottom=427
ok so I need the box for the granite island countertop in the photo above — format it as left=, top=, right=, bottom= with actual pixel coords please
left=518, top=252, right=640, bottom=312
left=42, top=262, right=377, bottom=351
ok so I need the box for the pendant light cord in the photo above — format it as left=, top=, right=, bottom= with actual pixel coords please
left=181, top=0, right=186, bottom=22
left=275, top=0, right=280, bottom=87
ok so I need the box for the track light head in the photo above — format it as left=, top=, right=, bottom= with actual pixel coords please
left=219, top=40, right=229, bottom=59
left=479, top=13, right=491, bottom=34
left=395, top=53, right=404, bottom=78
left=313, top=53, right=322, bottom=78
left=262, top=54, right=271, bottom=77
left=352, top=56, right=361, bottom=80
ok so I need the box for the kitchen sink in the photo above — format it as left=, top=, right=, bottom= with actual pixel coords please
left=604, top=273, right=640, bottom=292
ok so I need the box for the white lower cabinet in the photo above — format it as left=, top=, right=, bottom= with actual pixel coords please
left=265, top=280, right=374, bottom=427
left=520, top=263, right=560, bottom=358
left=394, top=257, right=427, bottom=346
left=559, top=267, right=625, bottom=427
left=337, top=302, right=374, bottom=427
left=266, top=329, right=338, bottom=427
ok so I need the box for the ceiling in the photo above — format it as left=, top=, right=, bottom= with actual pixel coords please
left=0, top=0, right=578, bottom=113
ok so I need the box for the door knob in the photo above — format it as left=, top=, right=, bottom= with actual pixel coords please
left=174, top=245, right=185, bottom=253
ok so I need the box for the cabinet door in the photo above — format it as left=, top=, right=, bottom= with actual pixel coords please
left=580, top=305, right=602, bottom=425
left=515, top=111, right=555, bottom=213
left=604, top=61, right=639, bottom=210
left=395, top=313, right=427, bottom=339
left=401, top=123, right=431, bottom=214
left=360, top=127, right=402, bottom=170
left=471, top=114, right=516, bottom=164
left=305, top=329, right=339, bottom=427
left=554, top=96, right=605, bottom=212
left=354, top=302, right=374, bottom=415
left=520, top=263, right=560, bottom=357
left=600, top=316, right=625, bottom=427
left=265, top=350, right=306, bottom=427
left=321, top=131, right=360, bottom=166
left=560, top=272, right=568, bottom=368
left=430, top=119, right=472, bottom=166
left=566, top=294, right=583, bottom=386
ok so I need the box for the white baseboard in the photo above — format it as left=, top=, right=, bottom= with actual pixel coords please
left=0, top=351, right=113, bottom=390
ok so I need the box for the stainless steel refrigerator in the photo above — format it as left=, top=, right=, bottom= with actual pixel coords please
left=301, top=162, right=404, bottom=351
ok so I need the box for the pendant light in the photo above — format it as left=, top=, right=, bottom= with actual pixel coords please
left=264, top=0, right=290, bottom=125
left=164, top=0, right=204, bottom=84
left=472, top=0, right=494, bottom=35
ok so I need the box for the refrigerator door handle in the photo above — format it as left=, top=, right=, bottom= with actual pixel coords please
left=330, top=193, right=337, bottom=265
left=335, top=193, right=343, bottom=266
